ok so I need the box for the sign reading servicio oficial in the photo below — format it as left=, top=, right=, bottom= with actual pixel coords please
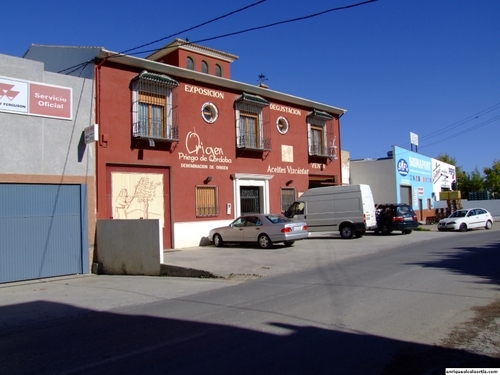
left=0, top=76, right=72, bottom=120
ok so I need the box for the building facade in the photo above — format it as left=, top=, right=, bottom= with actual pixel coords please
left=26, top=39, right=346, bottom=249
left=0, top=53, right=95, bottom=283
left=350, top=145, right=456, bottom=222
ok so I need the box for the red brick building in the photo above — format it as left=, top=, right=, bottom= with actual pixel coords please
left=28, top=39, right=346, bottom=248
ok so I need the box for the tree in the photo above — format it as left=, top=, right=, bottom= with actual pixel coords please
left=436, top=153, right=457, bottom=166
left=484, top=159, right=500, bottom=198
left=468, top=167, right=485, bottom=191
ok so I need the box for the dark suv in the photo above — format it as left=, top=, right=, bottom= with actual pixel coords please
left=375, top=203, right=419, bottom=235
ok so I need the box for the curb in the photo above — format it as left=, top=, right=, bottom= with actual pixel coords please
left=160, top=264, right=221, bottom=278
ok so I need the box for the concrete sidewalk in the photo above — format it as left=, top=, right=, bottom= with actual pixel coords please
left=160, top=222, right=500, bottom=279
left=160, top=226, right=459, bottom=279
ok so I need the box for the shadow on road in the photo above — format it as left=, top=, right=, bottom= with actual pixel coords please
left=1, top=301, right=499, bottom=375
left=408, top=237, right=500, bottom=288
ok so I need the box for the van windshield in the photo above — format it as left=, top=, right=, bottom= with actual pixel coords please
left=284, top=201, right=305, bottom=218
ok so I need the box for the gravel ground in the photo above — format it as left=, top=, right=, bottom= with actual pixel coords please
left=383, top=299, right=500, bottom=374
left=443, top=299, right=500, bottom=358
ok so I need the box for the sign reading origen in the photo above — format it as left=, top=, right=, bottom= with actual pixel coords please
left=0, top=76, right=72, bottom=120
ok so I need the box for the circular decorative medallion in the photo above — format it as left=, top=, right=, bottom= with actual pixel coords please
left=201, top=102, right=218, bottom=123
left=277, top=116, right=289, bottom=134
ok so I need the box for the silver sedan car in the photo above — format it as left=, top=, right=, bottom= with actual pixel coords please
left=209, top=214, right=308, bottom=249
left=437, top=208, right=493, bottom=232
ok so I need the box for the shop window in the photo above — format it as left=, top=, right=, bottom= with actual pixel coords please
left=132, top=71, right=179, bottom=141
left=281, top=188, right=296, bottom=213
left=196, top=186, right=218, bottom=217
left=235, top=93, right=270, bottom=151
left=215, top=64, right=222, bottom=77
left=202, top=60, right=209, bottom=74
left=307, top=110, right=337, bottom=159
left=187, top=57, right=194, bottom=70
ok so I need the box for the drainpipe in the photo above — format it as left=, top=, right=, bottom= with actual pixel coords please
left=94, top=53, right=110, bottom=215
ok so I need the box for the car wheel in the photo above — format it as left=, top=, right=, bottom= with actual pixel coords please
left=355, top=231, right=364, bottom=238
left=213, top=234, right=224, bottom=247
left=459, top=223, right=467, bottom=232
left=340, top=225, right=355, bottom=239
left=258, top=234, right=272, bottom=249
left=485, top=220, right=493, bottom=230
left=284, top=241, right=295, bottom=247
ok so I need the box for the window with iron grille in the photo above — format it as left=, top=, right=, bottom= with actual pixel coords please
left=281, top=188, right=296, bottom=213
left=196, top=186, right=218, bottom=217
left=239, top=111, right=260, bottom=149
left=310, top=125, right=325, bottom=156
left=235, top=93, right=270, bottom=150
left=307, top=110, right=336, bottom=159
left=132, top=71, right=179, bottom=141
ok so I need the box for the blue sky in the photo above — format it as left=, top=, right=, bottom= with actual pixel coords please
left=3, top=0, right=499, bottom=173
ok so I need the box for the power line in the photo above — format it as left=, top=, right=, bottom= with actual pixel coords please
left=350, top=102, right=500, bottom=161
left=118, top=0, right=266, bottom=55
left=419, top=114, right=500, bottom=149
left=128, top=0, right=379, bottom=56
left=418, top=101, right=500, bottom=141
left=58, top=0, right=267, bottom=74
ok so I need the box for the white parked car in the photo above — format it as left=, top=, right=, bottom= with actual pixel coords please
left=437, top=208, right=493, bottom=232
left=209, top=214, right=308, bottom=249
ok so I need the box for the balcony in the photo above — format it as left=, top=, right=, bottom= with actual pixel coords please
left=309, top=144, right=337, bottom=160
left=237, top=134, right=271, bottom=151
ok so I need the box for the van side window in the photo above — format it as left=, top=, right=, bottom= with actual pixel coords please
left=285, top=201, right=305, bottom=217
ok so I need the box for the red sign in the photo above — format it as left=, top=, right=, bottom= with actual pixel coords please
left=0, top=76, right=72, bottom=120
left=29, top=83, right=72, bottom=119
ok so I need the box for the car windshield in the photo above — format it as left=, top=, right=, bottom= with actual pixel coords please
left=265, top=214, right=292, bottom=224
left=449, top=210, right=467, bottom=218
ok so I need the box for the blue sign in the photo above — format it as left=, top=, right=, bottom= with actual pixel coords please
left=397, top=158, right=409, bottom=176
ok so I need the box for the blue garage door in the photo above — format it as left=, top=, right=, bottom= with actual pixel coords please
left=0, top=184, right=88, bottom=284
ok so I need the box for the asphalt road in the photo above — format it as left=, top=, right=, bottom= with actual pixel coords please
left=1, top=229, right=500, bottom=374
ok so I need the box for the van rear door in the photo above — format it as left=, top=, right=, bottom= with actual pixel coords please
left=360, top=185, right=377, bottom=229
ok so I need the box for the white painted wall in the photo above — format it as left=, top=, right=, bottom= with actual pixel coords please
left=350, top=159, right=397, bottom=204
left=174, top=219, right=233, bottom=248
left=435, top=199, right=500, bottom=218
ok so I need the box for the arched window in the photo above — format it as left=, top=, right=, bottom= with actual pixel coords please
left=202, top=60, right=209, bottom=74
left=187, top=57, right=194, bottom=70
left=215, top=64, right=222, bottom=77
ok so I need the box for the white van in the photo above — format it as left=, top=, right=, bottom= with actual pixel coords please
left=284, top=184, right=377, bottom=239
